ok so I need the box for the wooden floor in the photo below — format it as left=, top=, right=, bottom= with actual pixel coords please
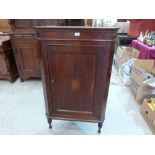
left=0, top=67, right=153, bottom=134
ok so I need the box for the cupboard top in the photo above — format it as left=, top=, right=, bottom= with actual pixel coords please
left=35, top=26, right=119, bottom=31
left=35, top=26, right=119, bottom=41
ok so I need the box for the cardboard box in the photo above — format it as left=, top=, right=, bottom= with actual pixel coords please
left=115, top=46, right=140, bottom=71
left=130, top=60, right=155, bottom=103
left=130, top=79, right=140, bottom=98
left=130, top=77, right=155, bottom=103
left=136, top=83, right=155, bottom=103
left=116, top=46, right=140, bottom=64
left=131, top=60, right=155, bottom=86
left=140, top=99, right=155, bottom=129
left=138, top=78, right=155, bottom=102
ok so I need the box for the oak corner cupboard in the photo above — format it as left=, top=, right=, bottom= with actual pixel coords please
left=35, top=26, right=118, bottom=133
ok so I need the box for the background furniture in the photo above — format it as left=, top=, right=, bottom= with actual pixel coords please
left=0, top=19, right=11, bottom=33
left=10, top=19, right=86, bottom=82
left=131, top=40, right=155, bottom=59
left=65, top=19, right=85, bottom=26
left=35, top=26, right=118, bottom=133
left=0, top=35, right=18, bottom=82
left=10, top=20, right=64, bottom=81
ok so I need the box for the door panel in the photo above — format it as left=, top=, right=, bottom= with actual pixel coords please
left=13, top=37, right=40, bottom=77
left=18, top=47, right=36, bottom=71
left=46, top=45, right=106, bottom=118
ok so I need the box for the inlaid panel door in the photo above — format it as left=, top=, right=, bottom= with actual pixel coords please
left=45, top=44, right=108, bottom=120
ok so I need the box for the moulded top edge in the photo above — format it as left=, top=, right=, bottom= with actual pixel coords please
left=34, top=26, right=119, bottom=31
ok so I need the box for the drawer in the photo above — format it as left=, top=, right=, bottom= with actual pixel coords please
left=38, top=29, right=117, bottom=40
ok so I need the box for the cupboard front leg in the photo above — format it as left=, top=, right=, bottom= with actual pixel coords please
left=47, top=118, right=52, bottom=129
left=98, top=122, right=103, bottom=134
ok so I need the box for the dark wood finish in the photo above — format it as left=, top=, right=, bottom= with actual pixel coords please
left=11, top=34, right=40, bottom=81
left=36, top=26, right=118, bottom=133
left=0, top=36, right=18, bottom=82
left=10, top=19, right=66, bottom=32
left=10, top=19, right=64, bottom=81
left=10, top=19, right=82, bottom=81
left=66, top=19, right=85, bottom=26
left=98, top=122, right=103, bottom=133
left=48, top=45, right=104, bottom=118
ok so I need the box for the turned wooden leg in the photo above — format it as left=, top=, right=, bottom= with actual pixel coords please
left=48, top=118, right=52, bottom=129
left=98, top=122, right=103, bottom=134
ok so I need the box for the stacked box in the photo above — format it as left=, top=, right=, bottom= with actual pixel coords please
left=130, top=60, right=155, bottom=103
left=140, top=99, right=155, bottom=129
left=115, top=46, right=140, bottom=71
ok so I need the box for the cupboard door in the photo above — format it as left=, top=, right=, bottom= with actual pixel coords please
left=46, top=45, right=108, bottom=119
left=13, top=36, right=40, bottom=78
